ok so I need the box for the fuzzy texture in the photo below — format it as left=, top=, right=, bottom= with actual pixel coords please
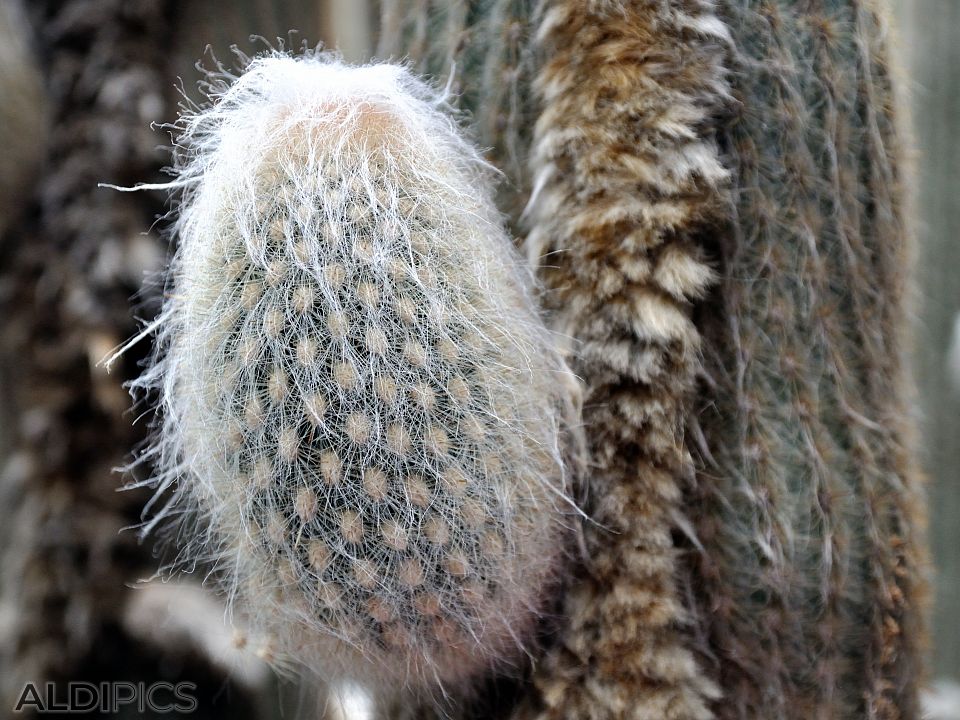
left=515, top=1, right=732, bottom=718
left=130, top=53, right=579, bottom=700
left=686, top=2, right=928, bottom=718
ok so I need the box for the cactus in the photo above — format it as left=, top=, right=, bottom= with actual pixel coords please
left=687, top=2, right=927, bottom=719
left=0, top=0, right=209, bottom=708
left=380, top=1, right=927, bottom=719
left=381, top=0, right=729, bottom=717
left=515, top=1, right=730, bottom=718
left=127, top=52, right=580, bottom=702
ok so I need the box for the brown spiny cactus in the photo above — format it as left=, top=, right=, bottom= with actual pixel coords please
left=0, top=0, right=176, bottom=700
left=515, top=1, right=730, bottom=718
left=0, top=2, right=262, bottom=716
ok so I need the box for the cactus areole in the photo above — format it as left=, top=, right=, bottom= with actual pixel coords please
left=123, top=53, right=577, bottom=695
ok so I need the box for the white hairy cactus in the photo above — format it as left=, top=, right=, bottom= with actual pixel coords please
left=125, top=52, right=578, bottom=698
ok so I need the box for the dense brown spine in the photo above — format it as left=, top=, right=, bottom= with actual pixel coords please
left=516, top=2, right=732, bottom=718
left=855, top=9, right=928, bottom=714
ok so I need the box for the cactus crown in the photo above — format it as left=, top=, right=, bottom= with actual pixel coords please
left=124, top=50, right=578, bottom=696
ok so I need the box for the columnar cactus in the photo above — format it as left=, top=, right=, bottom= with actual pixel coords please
left=132, top=53, right=579, bottom=699
left=384, top=2, right=730, bottom=717
left=0, top=0, right=188, bottom=707
left=688, top=3, right=928, bottom=719
left=516, top=1, right=731, bottom=718
left=380, top=1, right=928, bottom=719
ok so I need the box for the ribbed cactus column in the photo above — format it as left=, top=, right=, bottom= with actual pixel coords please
left=517, top=1, right=731, bottom=718
left=129, top=54, right=579, bottom=705
left=688, top=2, right=928, bottom=718
left=376, top=0, right=538, bottom=225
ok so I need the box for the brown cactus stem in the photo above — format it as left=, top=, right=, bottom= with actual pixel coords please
left=0, top=1, right=261, bottom=716
left=517, top=1, right=733, bottom=718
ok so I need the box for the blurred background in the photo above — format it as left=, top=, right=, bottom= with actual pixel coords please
left=894, top=0, right=960, bottom=682
left=0, top=0, right=955, bottom=717
left=895, top=2, right=960, bottom=710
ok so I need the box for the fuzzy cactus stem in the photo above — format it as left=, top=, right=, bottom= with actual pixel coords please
left=121, top=52, right=581, bottom=705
